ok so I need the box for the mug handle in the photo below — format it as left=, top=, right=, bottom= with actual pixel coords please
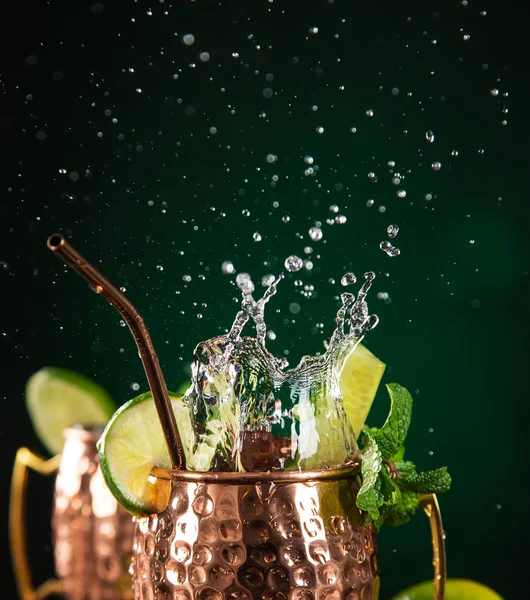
left=9, top=448, right=63, bottom=600
left=419, top=493, right=447, bottom=600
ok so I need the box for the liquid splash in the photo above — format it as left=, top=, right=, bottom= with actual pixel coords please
left=184, top=271, right=379, bottom=472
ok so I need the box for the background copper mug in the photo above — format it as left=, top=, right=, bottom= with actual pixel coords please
left=131, top=466, right=446, bottom=600
left=10, top=426, right=135, bottom=600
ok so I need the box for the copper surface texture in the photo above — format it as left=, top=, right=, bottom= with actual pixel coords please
left=132, top=472, right=380, bottom=600
left=52, top=428, right=135, bottom=599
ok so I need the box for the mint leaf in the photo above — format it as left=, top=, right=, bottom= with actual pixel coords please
left=397, top=463, right=452, bottom=494
left=393, top=445, right=406, bottom=461
left=356, top=383, right=451, bottom=530
left=379, top=464, right=401, bottom=506
left=376, top=489, right=421, bottom=529
left=356, top=432, right=384, bottom=519
left=394, top=459, right=416, bottom=478
left=372, top=383, right=413, bottom=461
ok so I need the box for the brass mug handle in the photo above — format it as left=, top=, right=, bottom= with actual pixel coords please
left=9, top=448, right=63, bottom=600
left=419, top=493, right=447, bottom=600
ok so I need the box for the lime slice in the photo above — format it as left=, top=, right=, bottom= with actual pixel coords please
left=392, top=578, right=504, bottom=600
left=26, top=367, right=116, bottom=455
left=340, top=342, right=386, bottom=438
left=98, top=391, right=219, bottom=515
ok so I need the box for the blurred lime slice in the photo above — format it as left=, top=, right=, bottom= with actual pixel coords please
left=341, top=342, right=386, bottom=438
left=26, top=367, right=115, bottom=455
left=98, top=391, right=219, bottom=515
left=392, top=578, right=504, bottom=600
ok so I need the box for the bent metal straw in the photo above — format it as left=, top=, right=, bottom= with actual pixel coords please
left=47, top=233, right=186, bottom=470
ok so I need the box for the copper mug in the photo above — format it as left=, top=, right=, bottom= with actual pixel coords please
left=131, top=465, right=446, bottom=600
left=10, top=426, right=135, bottom=600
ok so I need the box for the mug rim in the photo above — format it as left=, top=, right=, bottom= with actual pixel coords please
left=151, top=462, right=360, bottom=484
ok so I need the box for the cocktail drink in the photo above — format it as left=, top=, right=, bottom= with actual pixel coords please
left=47, top=235, right=450, bottom=600
left=10, top=425, right=134, bottom=600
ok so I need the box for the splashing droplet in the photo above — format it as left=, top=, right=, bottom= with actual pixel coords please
left=380, top=241, right=401, bottom=257
left=235, top=273, right=255, bottom=294
left=222, top=261, right=235, bottom=275
left=308, top=226, right=323, bottom=241
left=387, top=224, right=399, bottom=238
left=261, top=274, right=275, bottom=287
left=340, top=273, right=357, bottom=286
left=284, top=255, right=303, bottom=272
left=425, top=130, right=435, bottom=143
left=253, top=232, right=262, bottom=242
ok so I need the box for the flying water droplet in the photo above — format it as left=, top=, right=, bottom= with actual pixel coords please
left=380, top=241, right=401, bottom=257
left=253, top=232, right=262, bottom=242
left=222, top=261, right=235, bottom=275
left=284, top=255, right=303, bottom=272
left=235, top=273, right=255, bottom=294
left=309, top=226, right=323, bottom=241
left=425, top=130, right=435, bottom=143
left=340, top=273, right=357, bottom=286
left=261, top=274, right=275, bottom=287
left=387, top=224, right=399, bottom=238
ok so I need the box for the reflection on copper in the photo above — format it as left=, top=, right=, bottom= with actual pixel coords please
left=152, top=462, right=361, bottom=484
left=53, top=428, right=135, bottom=600
left=420, top=494, right=447, bottom=600
left=139, top=467, right=446, bottom=600
left=10, top=428, right=135, bottom=600
left=132, top=469, right=380, bottom=599
left=47, top=233, right=185, bottom=469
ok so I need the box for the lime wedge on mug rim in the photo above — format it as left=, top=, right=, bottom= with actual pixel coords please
left=98, top=391, right=218, bottom=516
left=26, top=367, right=116, bottom=455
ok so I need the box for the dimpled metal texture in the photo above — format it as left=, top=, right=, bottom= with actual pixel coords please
left=132, top=475, right=379, bottom=600
left=53, top=428, right=135, bottom=599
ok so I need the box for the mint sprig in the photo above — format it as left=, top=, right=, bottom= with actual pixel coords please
left=357, top=432, right=384, bottom=518
left=368, top=382, right=412, bottom=461
left=355, top=383, right=451, bottom=530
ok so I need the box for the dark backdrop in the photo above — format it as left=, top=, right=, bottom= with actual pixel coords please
left=2, top=0, right=529, bottom=598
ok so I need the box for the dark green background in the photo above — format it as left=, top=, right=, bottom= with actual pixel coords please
left=3, top=0, right=529, bottom=598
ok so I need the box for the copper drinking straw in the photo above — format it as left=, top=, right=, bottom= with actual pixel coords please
left=47, top=233, right=185, bottom=470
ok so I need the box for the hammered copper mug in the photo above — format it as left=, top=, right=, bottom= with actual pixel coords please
left=131, top=465, right=446, bottom=600
left=10, top=426, right=135, bottom=600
